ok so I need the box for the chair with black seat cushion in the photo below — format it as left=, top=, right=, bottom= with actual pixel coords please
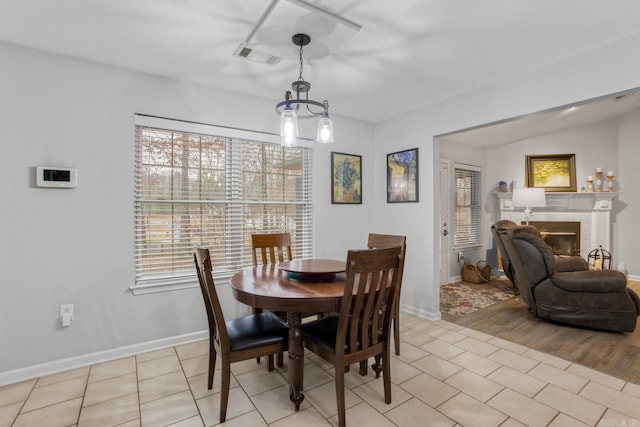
left=301, top=247, right=403, bottom=427
left=251, top=232, right=293, bottom=367
left=367, top=233, right=406, bottom=356
left=194, top=247, right=289, bottom=423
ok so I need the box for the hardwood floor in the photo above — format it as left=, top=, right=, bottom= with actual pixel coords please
left=444, top=280, right=640, bottom=384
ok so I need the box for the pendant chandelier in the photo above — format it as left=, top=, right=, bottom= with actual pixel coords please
left=275, top=33, right=334, bottom=147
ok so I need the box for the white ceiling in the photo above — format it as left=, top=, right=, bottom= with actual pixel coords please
left=439, top=88, right=640, bottom=147
left=2, top=0, right=640, bottom=143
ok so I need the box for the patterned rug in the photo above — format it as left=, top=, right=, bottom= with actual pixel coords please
left=440, top=280, right=516, bottom=317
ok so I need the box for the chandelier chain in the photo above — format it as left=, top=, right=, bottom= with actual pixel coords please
left=298, top=44, right=304, bottom=81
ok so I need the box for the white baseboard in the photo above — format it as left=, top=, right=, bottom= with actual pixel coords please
left=400, top=302, right=441, bottom=321
left=0, top=330, right=209, bottom=387
left=447, top=275, right=463, bottom=283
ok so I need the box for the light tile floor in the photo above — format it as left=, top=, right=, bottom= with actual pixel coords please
left=1, top=314, right=639, bottom=426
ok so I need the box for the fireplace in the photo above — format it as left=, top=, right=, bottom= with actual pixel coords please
left=497, top=192, right=615, bottom=258
left=527, top=221, right=580, bottom=256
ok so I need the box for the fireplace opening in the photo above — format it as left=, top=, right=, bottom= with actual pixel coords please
left=526, top=221, right=580, bottom=256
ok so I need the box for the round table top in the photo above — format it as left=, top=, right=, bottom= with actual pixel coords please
left=229, top=261, right=347, bottom=313
left=278, top=259, right=346, bottom=280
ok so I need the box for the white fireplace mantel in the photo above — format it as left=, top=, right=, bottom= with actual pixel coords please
left=496, top=192, right=617, bottom=257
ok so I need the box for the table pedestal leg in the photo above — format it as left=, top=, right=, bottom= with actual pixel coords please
left=287, top=312, right=304, bottom=410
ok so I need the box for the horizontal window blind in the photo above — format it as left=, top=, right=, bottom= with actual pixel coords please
left=133, top=115, right=313, bottom=291
left=454, top=164, right=481, bottom=247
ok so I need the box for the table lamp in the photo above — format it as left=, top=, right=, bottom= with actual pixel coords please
left=512, top=187, right=546, bottom=225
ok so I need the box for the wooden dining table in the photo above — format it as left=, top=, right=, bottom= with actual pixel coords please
left=229, top=259, right=346, bottom=410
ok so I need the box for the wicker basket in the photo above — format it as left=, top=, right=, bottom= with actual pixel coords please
left=462, top=261, right=491, bottom=283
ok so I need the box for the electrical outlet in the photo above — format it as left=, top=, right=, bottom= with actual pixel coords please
left=60, top=304, right=74, bottom=327
left=60, top=304, right=74, bottom=318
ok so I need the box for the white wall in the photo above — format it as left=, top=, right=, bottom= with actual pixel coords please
left=484, top=120, right=620, bottom=251
left=0, top=41, right=374, bottom=378
left=485, top=121, right=618, bottom=200
left=617, top=110, right=640, bottom=275
left=373, top=32, right=640, bottom=319
left=373, top=110, right=438, bottom=320
left=4, top=30, right=640, bottom=381
left=439, top=119, right=629, bottom=278
left=438, top=141, right=486, bottom=278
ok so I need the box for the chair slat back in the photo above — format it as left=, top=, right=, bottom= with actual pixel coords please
left=251, top=233, right=293, bottom=266
left=367, top=233, right=406, bottom=282
left=194, top=247, right=230, bottom=351
left=367, top=233, right=406, bottom=253
left=338, top=247, right=402, bottom=357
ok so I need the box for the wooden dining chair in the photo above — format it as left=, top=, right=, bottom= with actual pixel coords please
left=368, top=233, right=407, bottom=356
left=251, top=232, right=293, bottom=265
left=193, top=247, right=289, bottom=423
left=300, top=247, right=403, bottom=427
left=251, top=232, right=293, bottom=367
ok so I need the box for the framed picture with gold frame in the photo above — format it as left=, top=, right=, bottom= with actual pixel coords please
left=331, top=152, right=362, bottom=204
left=525, top=153, right=577, bottom=192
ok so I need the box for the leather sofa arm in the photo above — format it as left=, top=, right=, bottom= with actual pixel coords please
left=555, top=256, right=589, bottom=272
left=551, top=270, right=627, bottom=293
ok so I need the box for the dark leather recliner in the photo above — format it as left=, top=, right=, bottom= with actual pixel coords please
left=492, top=221, right=590, bottom=286
left=500, top=225, right=640, bottom=332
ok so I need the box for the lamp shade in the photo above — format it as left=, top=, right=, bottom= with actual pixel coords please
left=316, top=116, right=334, bottom=144
left=512, top=187, right=546, bottom=208
left=280, top=108, right=298, bottom=147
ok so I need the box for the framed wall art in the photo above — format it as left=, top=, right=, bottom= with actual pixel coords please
left=525, top=153, right=577, bottom=192
left=387, top=148, right=419, bottom=203
left=331, top=152, right=362, bottom=204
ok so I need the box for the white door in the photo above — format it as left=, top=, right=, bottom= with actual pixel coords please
left=439, top=160, right=451, bottom=284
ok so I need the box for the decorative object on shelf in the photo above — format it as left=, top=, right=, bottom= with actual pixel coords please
left=525, top=153, right=577, bottom=192
left=386, top=148, right=419, bottom=203
left=586, top=176, right=594, bottom=192
left=331, top=152, right=361, bottom=204
left=498, top=181, right=509, bottom=192
left=607, top=171, right=615, bottom=192
left=276, top=34, right=333, bottom=147
left=512, top=187, right=546, bottom=225
left=587, top=245, right=611, bottom=270
left=595, top=168, right=603, bottom=192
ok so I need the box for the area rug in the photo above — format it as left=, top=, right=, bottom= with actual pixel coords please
left=440, top=280, right=516, bottom=317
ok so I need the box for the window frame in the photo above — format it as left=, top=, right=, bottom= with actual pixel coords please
left=131, top=114, right=314, bottom=295
left=453, top=163, right=482, bottom=249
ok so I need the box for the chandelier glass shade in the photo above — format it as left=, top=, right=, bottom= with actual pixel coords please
left=276, top=33, right=334, bottom=146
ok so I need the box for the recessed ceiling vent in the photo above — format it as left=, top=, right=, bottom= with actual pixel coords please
left=234, top=0, right=361, bottom=66
left=233, top=43, right=282, bottom=66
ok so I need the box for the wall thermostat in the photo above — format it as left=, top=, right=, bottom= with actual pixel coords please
left=36, top=166, right=77, bottom=188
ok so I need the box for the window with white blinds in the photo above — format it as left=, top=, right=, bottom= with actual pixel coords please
left=133, top=115, right=313, bottom=294
left=454, top=164, right=481, bottom=247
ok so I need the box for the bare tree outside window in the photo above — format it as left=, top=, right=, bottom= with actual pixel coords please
left=134, top=122, right=313, bottom=290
